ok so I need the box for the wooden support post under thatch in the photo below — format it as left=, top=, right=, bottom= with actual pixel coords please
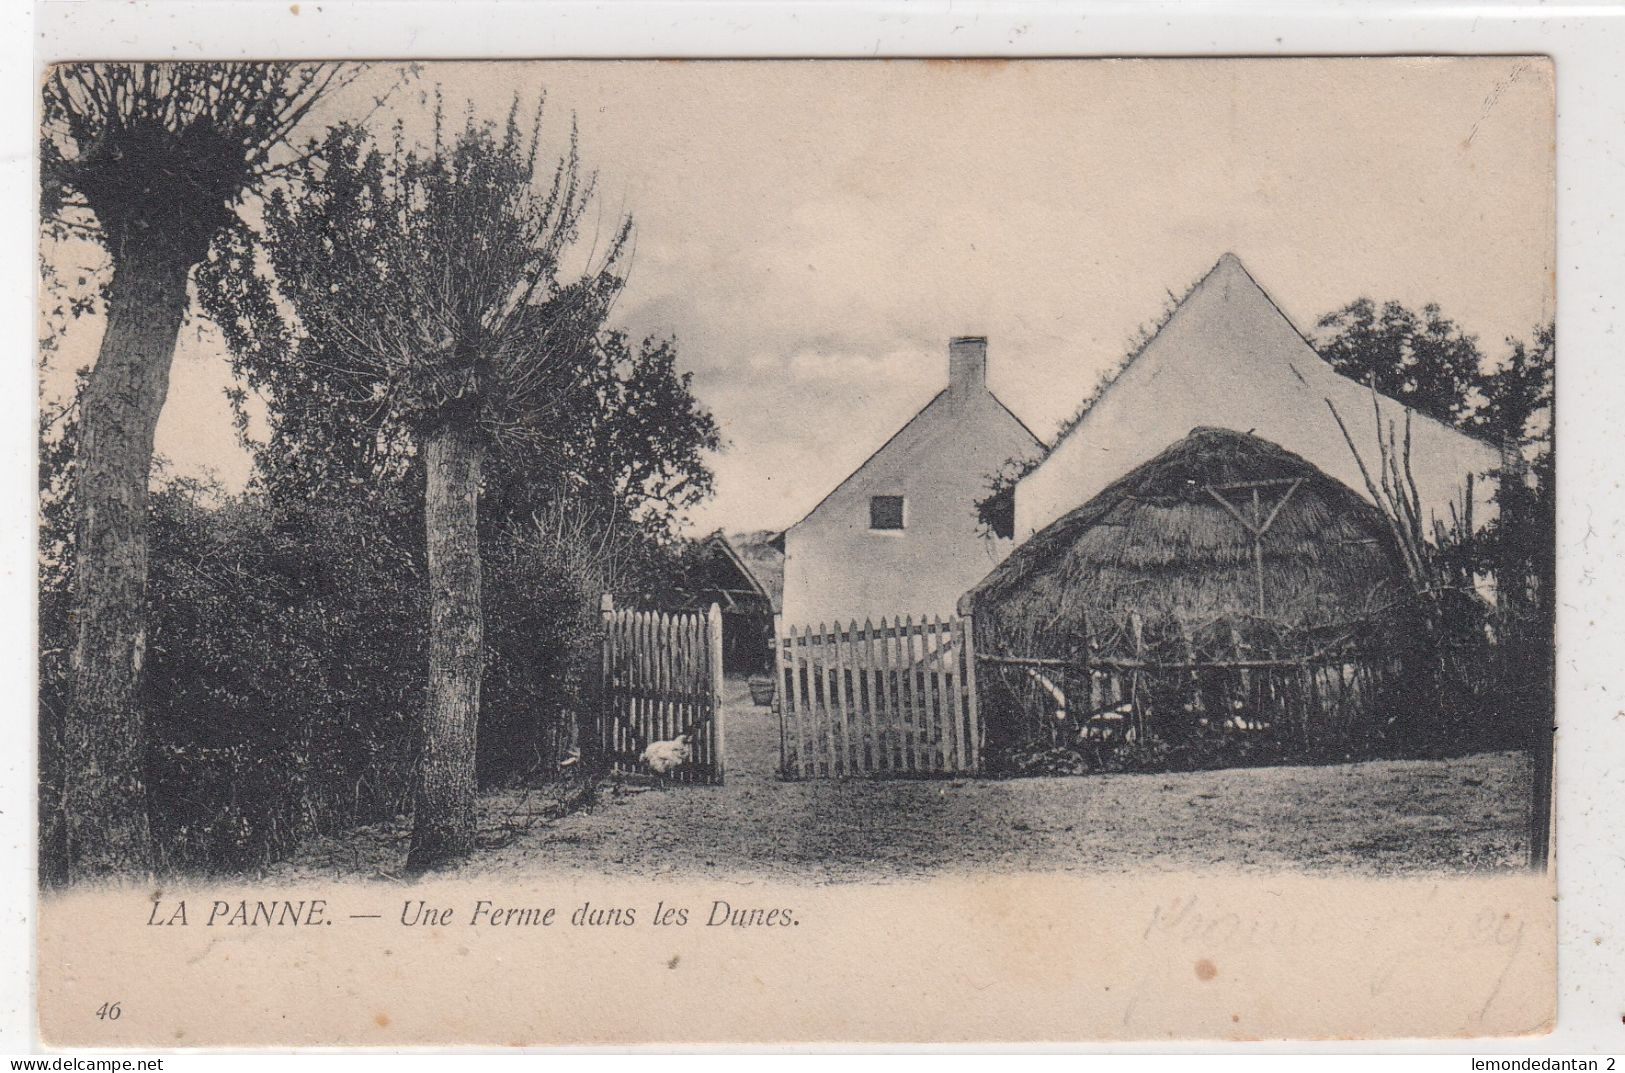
left=1253, top=486, right=1264, bottom=612
left=1130, top=611, right=1147, bottom=748
left=1176, top=616, right=1197, bottom=732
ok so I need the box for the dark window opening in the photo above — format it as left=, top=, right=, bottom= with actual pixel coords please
left=869, top=495, right=905, bottom=531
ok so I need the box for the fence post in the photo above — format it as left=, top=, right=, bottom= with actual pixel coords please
left=588, top=593, right=614, bottom=775
left=831, top=620, right=852, bottom=777
left=1529, top=718, right=1553, bottom=871
left=927, top=615, right=947, bottom=772
left=962, top=614, right=981, bottom=773
left=708, top=602, right=725, bottom=784
left=877, top=618, right=896, bottom=772
left=773, top=613, right=786, bottom=778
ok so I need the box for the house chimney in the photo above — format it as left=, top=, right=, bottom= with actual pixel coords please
left=948, top=336, right=987, bottom=397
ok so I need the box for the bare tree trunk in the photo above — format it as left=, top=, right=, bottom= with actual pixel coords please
left=63, top=245, right=192, bottom=881
left=406, top=424, right=485, bottom=873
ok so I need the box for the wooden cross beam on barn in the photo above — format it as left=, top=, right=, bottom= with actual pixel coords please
left=1203, top=477, right=1304, bottom=614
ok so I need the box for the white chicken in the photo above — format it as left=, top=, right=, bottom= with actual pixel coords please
left=640, top=733, right=693, bottom=777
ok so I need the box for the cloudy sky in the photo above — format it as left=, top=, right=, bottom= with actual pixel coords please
left=43, top=58, right=1554, bottom=536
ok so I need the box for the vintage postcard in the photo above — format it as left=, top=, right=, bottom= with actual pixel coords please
left=35, top=57, right=1556, bottom=1046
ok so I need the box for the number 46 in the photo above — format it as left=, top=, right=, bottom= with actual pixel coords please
left=94, top=1002, right=121, bottom=1021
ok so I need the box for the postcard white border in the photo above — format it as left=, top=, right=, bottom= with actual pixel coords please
left=8, top=0, right=1622, bottom=1056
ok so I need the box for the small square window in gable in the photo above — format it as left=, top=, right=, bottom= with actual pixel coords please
left=869, top=495, right=905, bottom=531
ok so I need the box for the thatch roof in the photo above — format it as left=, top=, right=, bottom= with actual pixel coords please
left=962, top=427, right=1408, bottom=650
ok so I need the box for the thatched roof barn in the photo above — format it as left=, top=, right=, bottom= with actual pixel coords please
left=961, top=427, right=1411, bottom=659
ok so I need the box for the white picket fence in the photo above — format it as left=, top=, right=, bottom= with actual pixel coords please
left=774, top=614, right=982, bottom=778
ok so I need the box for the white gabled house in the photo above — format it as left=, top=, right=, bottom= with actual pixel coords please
left=1013, top=254, right=1502, bottom=544
left=778, top=337, right=1043, bottom=627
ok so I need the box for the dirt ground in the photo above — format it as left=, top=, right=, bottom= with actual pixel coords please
left=271, top=676, right=1535, bottom=884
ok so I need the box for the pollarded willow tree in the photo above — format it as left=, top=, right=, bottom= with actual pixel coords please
left=40, top=62, right=357, bottom=879
left=235, top=103, right=630, bottom=872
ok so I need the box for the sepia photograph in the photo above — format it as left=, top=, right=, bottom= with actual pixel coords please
left=30, top=51, right=1566, bottom=1046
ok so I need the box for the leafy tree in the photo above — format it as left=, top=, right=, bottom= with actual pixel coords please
left=1315, top=306, right=1554, bottom=598
left=1474, top=322, right=1555, bottom=597
left=200, top=276, right=719, bottom=809
left=202, top=167, right=719, bottom=834
left=483, top=331, right=722, bottom=540
left=1471, top=322, right=1555, bottom=457
left=204, top=102, right=631, bottom=871
left=1314, top=298, right=1486, bottom=426
left=1469, top=324, right=1555, bottom=781
left=40, top=62, right=355, bottom=880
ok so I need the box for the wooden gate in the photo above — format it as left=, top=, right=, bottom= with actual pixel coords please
left=775, top=614, right=982, bottom=778
left=597, top=596, right=725, bottom=784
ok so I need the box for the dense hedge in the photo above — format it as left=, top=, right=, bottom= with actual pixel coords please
left=39, top=470, right=679, bottom=878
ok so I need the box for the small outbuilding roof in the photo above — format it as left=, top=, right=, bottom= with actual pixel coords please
left=702, top=530, right=783, bottom=613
